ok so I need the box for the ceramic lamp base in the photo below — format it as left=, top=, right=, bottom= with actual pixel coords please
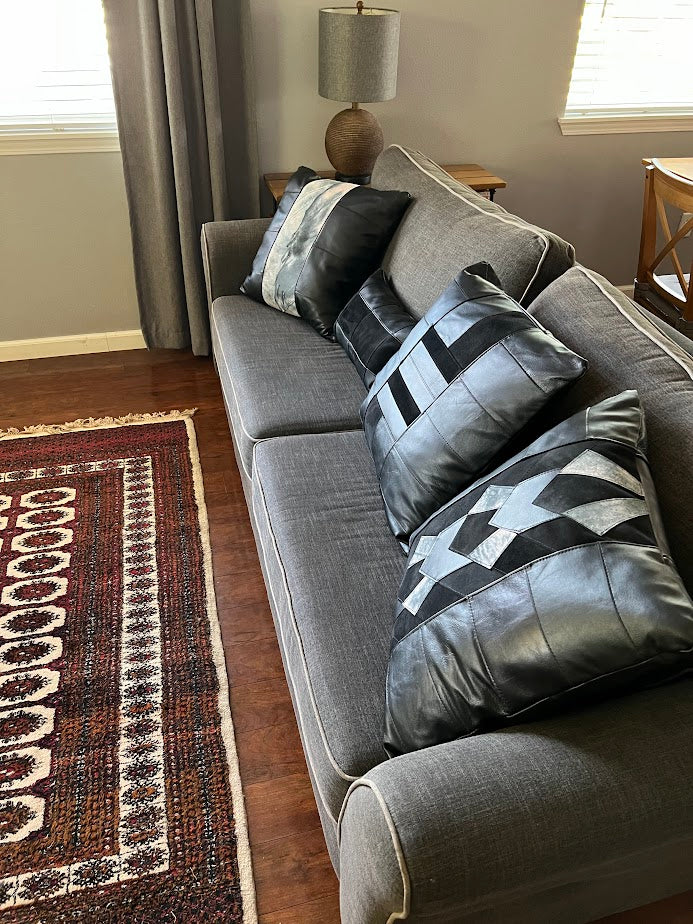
left=325, top=105, right=384, bottom=186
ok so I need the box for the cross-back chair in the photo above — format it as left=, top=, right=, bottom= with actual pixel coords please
left=635, top=158, right=693, bottom=335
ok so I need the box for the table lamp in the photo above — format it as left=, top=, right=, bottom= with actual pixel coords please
left=319, top=3, right=400, bottom=184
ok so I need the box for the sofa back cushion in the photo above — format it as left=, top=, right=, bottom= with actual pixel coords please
left=528, top=265, right=693, bottom=592
left=371, top=146, right=575, bottom=316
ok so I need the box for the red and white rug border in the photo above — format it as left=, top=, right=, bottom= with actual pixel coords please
left=0, top=409, right=258, bottom=924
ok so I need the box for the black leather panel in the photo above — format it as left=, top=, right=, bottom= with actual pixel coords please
left=294, top=186, right=411, bottom=338
left=384, top=391, right=693, bottom=756
left=334, top=269, right=417, bottom=389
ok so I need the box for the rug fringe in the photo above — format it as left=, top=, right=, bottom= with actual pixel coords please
left=0, top=409, right=197, bottom=440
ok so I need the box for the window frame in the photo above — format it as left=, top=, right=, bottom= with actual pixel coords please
left=0, top=127, right=120, bottom=156
left=558, top=112, right=693, bottom=136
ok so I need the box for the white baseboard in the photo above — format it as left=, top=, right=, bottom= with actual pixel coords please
left=0, top=329, right=146, bottom=363
left=617, top=284, right=635, bottom=298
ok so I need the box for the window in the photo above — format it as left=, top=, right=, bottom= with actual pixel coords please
left=560, top=0, right=693, bottom=135
left=0, top=0, right=118, bottom=154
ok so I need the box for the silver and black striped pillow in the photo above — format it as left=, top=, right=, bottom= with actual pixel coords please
left=361, top=265, right=588, bottom=543
left=241, top=167, right=411, bottom=339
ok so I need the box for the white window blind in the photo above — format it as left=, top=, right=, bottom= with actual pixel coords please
left=564, top=0, right=693, bottom=118
left=0, top=0, right=117, bottom=135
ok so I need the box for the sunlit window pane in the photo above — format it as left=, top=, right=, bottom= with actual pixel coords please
left=565, top=0, right=693, bottom=117
left=0, top=0, right=117, bottom=132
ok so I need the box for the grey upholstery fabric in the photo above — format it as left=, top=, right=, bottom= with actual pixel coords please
left=528, top=266, right=693, bottom=592
left=211, top=296, right=365, bottom=476
left=371, top=145, right=575, bottom=315
left=251, top=431, right=405, bottom=824
left=104, top=0, right=259, bottom=354
left=202, top=218, right=271, bottom=303
left=339, top=681, right=693, bottom=923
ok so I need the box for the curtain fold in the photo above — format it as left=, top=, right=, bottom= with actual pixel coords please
left=103, top=0, right=259, bottom=355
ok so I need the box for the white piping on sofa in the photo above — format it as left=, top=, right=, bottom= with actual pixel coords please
left=338, top=777, right=411, bottom=923
left=390, top=144, right=551, bottom=305
left=211, top=308, right=260, bottom=481
left=251, top=467, right=358, bottom=819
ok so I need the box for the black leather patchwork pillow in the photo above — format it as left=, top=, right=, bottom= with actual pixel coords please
left=335, top=262, right=502, bottom=389
left=385, top=391, right=693, bottom=757
left=361, top=265, right=588, bottom=543
left=241, top=166, right=411, bottom=339
left=334, top=270, right=417, bottom=389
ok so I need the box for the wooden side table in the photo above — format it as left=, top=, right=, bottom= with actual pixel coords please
left=264, top=163, right=507, bottom=210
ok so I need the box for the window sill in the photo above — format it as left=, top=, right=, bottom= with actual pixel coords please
left=0, top=130, right=120, bottom=156
left=558, top=113, right=693, bottom=136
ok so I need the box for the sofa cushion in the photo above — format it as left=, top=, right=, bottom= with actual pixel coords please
left=240, top=165, right=411, bottom=338
left=386, top=391, right=693, bottom=756
left=251, top=430, right=405, bottom=819
left=371, top=145, right=575, bottom=315
left=528, top=266, right=693, bottom=592
left=211, top=295, right=365, bottom=477
left=361, top=265, right=587, bottom=542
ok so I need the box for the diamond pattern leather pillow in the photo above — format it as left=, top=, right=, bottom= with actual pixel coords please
left=241, top=166, right=411, bottom=339
left=361, top=264, right=588, bottom=543
left=385, top=391, right=693, bottom=756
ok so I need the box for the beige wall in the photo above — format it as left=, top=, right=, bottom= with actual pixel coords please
left=0, top=151, right=139, bottom=342
left=2, top=0, right=691, bottom=346
left=250, top=0, right=693, bottom=286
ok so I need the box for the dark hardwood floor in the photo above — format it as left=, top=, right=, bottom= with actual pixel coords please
left=1, top=348, right=691, bottom=924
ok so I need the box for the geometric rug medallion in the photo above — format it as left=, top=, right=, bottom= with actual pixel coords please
left=0, top=411, right=256, bottom=922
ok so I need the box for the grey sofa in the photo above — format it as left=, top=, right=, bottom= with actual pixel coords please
left=202, top=145, right=693, bottom=924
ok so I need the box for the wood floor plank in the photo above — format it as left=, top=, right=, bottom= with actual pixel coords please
left=235, top=720, right=307, bottom=786
left=3, top=348, right=690, bottom=923
left=259, top=893, right=341, bottom=924
left=225, top=634, right=286, bottom=688
left=216, top=599, right=276, bottom=645
left=251, top=829, right=339, bottom=916
left=244, top=772, right=322, bottom=847
left=229, top=678, right=295, bottom=734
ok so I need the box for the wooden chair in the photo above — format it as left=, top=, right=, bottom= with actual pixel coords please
left=635, top=158, right=693, bottom=336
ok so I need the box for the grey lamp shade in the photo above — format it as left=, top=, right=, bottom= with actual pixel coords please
left=319, top=8, right=400, bottom=103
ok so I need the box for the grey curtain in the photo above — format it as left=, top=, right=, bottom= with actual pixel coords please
left=103, top=0, right=259, bottom=355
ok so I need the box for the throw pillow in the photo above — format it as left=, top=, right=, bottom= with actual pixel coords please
left=385, top=391, right=693, bottom=756
left=361, top=264, right=588, bottom=543
left=334, top=269, right=417, bottom=389
left=241, top=166, right=411, bottom=339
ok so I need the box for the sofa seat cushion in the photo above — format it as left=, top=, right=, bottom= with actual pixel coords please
left=528, top=265, right=693, bottom=592
left=251, top=430, right=406, bottom=820
left=211, top=295, right=365, bottom=477
left=371, top=145, right=575, bottom=315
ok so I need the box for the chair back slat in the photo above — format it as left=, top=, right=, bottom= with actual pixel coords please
left=636, top=159, right=693, bottom=330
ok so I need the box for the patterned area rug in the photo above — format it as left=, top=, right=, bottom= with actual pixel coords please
left=0, top=411, right=256, bottom=922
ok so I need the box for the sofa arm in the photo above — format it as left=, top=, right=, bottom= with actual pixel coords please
left=338, top=683, right=693, bottom=924
left=201, top=217, right=271, bottom=304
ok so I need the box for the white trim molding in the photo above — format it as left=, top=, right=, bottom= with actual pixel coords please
left=558, top=113, right=693, bottom=136
left=0, top=330, right=146, bottom=363
left=0, top=130, right=120, bottom=156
